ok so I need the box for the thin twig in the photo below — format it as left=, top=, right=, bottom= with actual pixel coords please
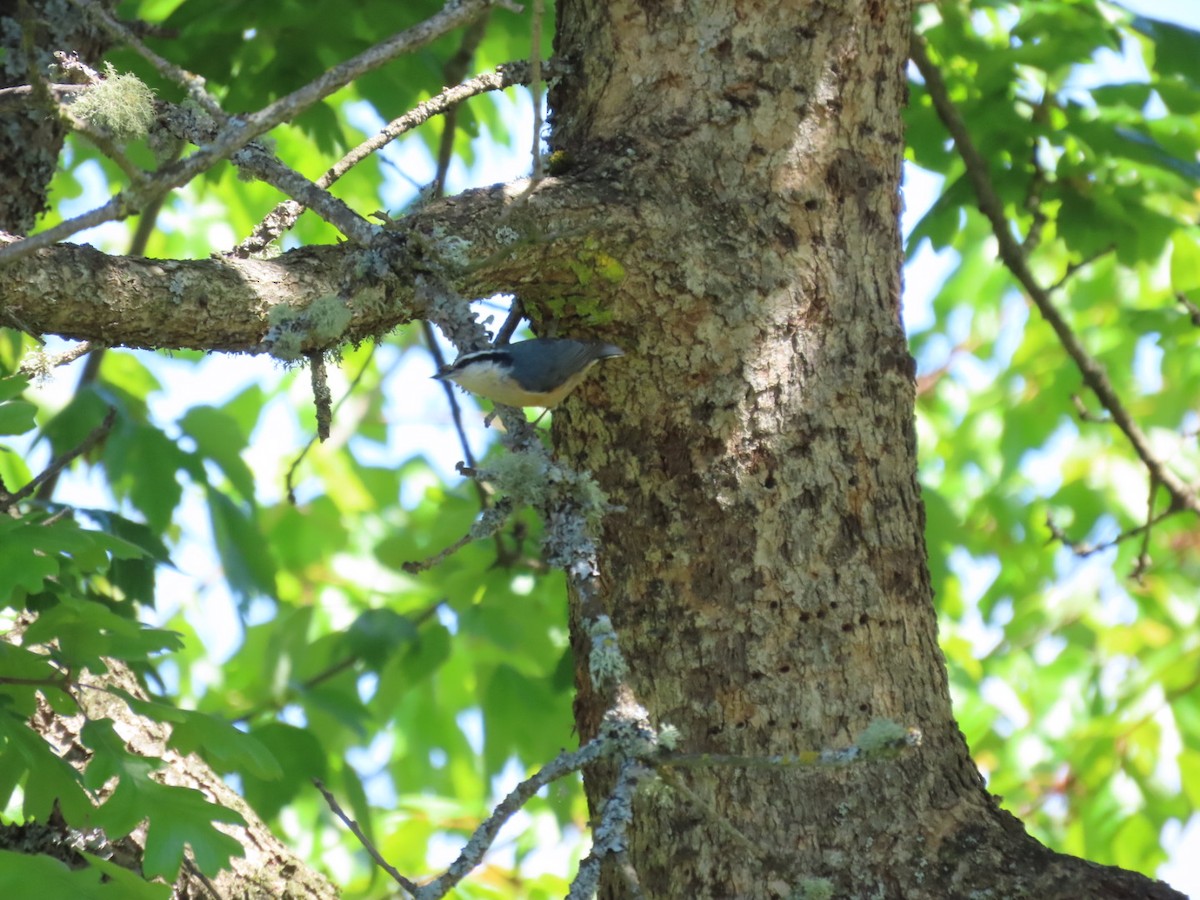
left=529, top=0, right=544, bottom=181
left=33, top=346, right=107, bottom=505
left=412, top=737, right=614, bottom=900
left=180, top=856, right=225, bottom=900
left=567, top=759, right=646, bottom=900
left=658, top=731, right=922, bottom=770
left=17, top=341, right=99, bottom=376
left=423, top=320, right=479, bottom=474
left=6, top=407, right=116, bottom=508
left=314, top=779, right=419, bottom=894
left=308, top=352, right=332, bottom=442
left=1131, top=474, right=1158, bottom=581
left=235, top=63, right=535, bottom=255
left=26, top=151, right=164, bottom=497
left=1178, top=292, right=1200, bottom=327
left=655, top=767, right=764, bottom=859
left=0, top=306, right=44, bottom=342
left=286, top=347, right=377, bottom=503
left=493, top=298, right=524, bottom=345
left=402, top=505, right=509, bottom=573
left=1020, top=90, right=1052, bottom=253
left=229, top=144, right=378, bottom=244
left=432, top=14, right=492, bottom=198
left=68, top=115, right=148, bottom=183
left=0, top=82, right=87, bottom=107
left=415, top=277, right=524, bottom=572
left=1048, top=246, right=1116, bottom=292
left=1045, top=507, right=1177, bottom=558
left=403, top=532, right=475, bottom=574
left=910, top=34, right=1200, bottom=519
left=234, top=602, right=443, bottom=725
left=1070, top=393, right=1110, bottom=423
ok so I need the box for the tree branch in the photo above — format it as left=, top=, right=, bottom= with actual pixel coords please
left=235, top=62, right=539, bottom=256
left=0, top=0, right=499, bottom=266
left=314, top=779, right=419, bottom=894
left=0, top=175, right=616, bottom=353
left=412, top=735, right=615, bottom=900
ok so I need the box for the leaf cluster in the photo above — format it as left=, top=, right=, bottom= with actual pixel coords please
left=2, top=326, right=582, bottom=895
left=909, top=0, right=1200, bottom=875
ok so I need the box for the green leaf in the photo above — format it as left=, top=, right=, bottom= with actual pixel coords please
left=240, top=722, right=327, bottom=820
left=0, top=710, right=93, bottom=823
left=0, top=514, right=146, bottom=607
left=79, top=853, right=173, bottom=900
left=0, top=518, right=64, bottom=603
left=114, top=690, right=282, bottom=781
left=38, top=389, right=111, bottom=457
left=179, top=405, right=256, bottom=501
left=1171, top=231, right=1200, bottom=294
left=82, top=719, right=245, bottom=880
left=141, top=782, right=246, bottom=880
left=0, top=850, right=169, bottom=900
left=23, top=597, right=182, bottom=671
left=1131, top=15, right=1200, bottom=81
left=262, top=495, right=350, bottom=571
left=0, top=445, right=32, bottom=498
left=104, top=423, right=189, bottom=531
left=207, top=489, right=278, bottom=601
left=98, top=352, right=162, bottom=411
left=77, top=509, right=172, bottom=606
left=0, top=642, right=66, bottom=716
left=378, top=623, right=452, bottom=706
left=0, top=398, right=36, bottom=435
left=218, top=382, right=268, bottom=439
left=302, top=679, right=373, bottom=736
left=346, top=607, right=417, bottom=668
left=0, top=373, right=30, bottom=402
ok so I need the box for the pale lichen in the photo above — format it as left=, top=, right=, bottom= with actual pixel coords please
left=72, top=64, right=156, bottom=143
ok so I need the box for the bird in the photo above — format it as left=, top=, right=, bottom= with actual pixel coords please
left=434, top=338, right=624, bottom=409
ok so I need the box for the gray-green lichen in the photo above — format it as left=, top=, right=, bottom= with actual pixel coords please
left=72, top=64, right=156, bottom=143
left=793, top=877, right=834, bottom=900
left=480, top=452, right=611, bottom=532
left=586, top=615, right=629, bottom=687
left=479, top=450, right=550, bottom=508
left=264, top=295, right=352, bottom=361
left=855, top=718, right=908, bottom=754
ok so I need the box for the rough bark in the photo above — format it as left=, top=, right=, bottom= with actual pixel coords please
left=0, top=638, right=340, bottom=900
left=0, top=180, right=627, bottom=354
left=0, top=0, right=116, bottom=234
left=547, top=1, right=1182, bottom=898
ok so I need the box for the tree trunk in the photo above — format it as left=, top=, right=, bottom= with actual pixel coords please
left=0, top=0, right=116, bottom=233
left=550, top=1, right=1181, bottom=897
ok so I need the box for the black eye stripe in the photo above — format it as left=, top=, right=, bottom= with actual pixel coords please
left=446, top=350, right=513, bottom=371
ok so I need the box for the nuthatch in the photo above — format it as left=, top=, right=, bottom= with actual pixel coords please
left=434, top=338, right=624, bottom=408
